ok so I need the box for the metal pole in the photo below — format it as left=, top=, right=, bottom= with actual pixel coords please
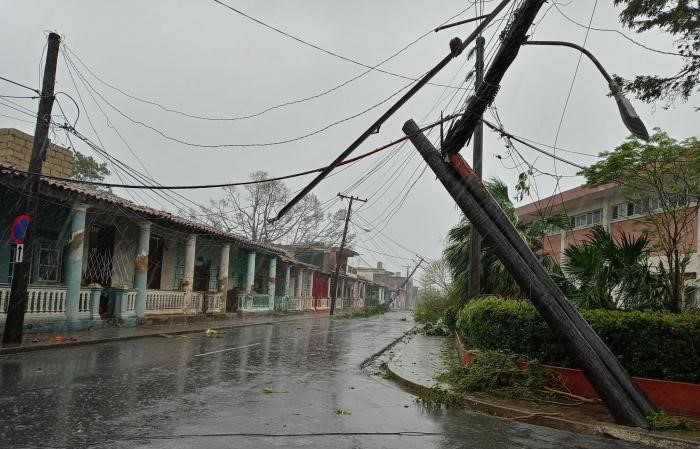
left=467, top=35, right=485, bottom=300
left=330, top=194, right=366, bottom=315
left=270, top=0, right=513, bottom=222
left=3, top=33, right=61, bottom=345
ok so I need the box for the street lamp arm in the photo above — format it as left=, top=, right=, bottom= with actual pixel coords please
left=524, top=40, right=614, bottom=85
left=523, top=39, right=649, bottom=141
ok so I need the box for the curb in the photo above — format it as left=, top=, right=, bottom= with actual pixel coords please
left=385, top=337, right=698, bottom=449
left=0, top=313, right=328, bottom=356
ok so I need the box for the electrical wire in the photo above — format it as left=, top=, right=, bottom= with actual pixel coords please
left=63, top=48, right=417, bottom=149
left=211, top=0, right=471, bottom=90
left=60, top=4, right=475, bottom=123
left=553, top=3, right=683, bottom=57
left=0, top=76, right=39, bottom=94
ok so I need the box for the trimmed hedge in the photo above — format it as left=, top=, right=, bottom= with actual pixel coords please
left=456, top=297, right=700, bottom=383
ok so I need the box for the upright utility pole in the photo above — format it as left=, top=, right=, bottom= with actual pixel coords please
left=400, top=258, right=424, bottom=309
left=3, top=33, right=61, bottom=345
left=467, top=35, right=485, bottom=300
left=330, top=194, right=366, bottom=316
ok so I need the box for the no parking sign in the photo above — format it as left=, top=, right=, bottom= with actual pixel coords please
left=10, top=214, right=31, bottom=244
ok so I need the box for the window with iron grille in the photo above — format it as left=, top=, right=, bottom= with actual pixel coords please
left=34, top=241, right=62, bottom=283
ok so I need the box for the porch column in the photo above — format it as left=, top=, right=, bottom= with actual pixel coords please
left=134, top=222, right=150, bottom=319
left=245, top=251, right=256, bottom=294
left=284, top=265, right=291, bottom=296
left=327, top=276, right=331, bottom=298
left=183, top=234, right=196, bottom=308
left=309, top=270, right=315, bottom=297
left=65, top=204, right=87, bottom=322
left=295, top=268, right=303, bottom=298
left=268, top=257, right=277, bottom=308
left=219, top=243, right=230, bottom=296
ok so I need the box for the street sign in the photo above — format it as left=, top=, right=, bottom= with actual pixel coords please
left=10, top=215, right=31, bottom=244
left=14, top=244, right=24, bottom=263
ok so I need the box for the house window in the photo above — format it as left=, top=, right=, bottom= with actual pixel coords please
left=612, top=197, right=663, bottom=220
left=612, top=201, right=642, bottom=219
left=570, top=209, right=602, bottom=229
left=35, top=241, right=62, bottom=283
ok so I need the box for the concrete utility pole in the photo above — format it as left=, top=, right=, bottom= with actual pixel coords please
left=330, top=194, right=366, bottom=316
left=467, top=35, right=485, bottom=300
left=402, top=0, right=654, bottom=428
left=3, top=33, right=61, bottom=345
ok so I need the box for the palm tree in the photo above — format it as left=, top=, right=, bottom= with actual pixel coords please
left=444, top=178, right=570, bottom=303
left=563, top=225, right=666, bottom=311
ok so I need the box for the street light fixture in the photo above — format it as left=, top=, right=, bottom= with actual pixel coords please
left=523, top=40, right=650, bottom=141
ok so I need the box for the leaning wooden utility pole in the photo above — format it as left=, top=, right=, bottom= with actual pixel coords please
left=403, top=0, right=654, bottom=428
left=467, top=35, right=485, bottom=300
left=3, top=33, right=61, bottom=345
left=330, top=194, right=366, bottom=316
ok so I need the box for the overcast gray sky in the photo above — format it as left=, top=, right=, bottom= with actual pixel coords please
left=1, top=0, right=697, bottom=275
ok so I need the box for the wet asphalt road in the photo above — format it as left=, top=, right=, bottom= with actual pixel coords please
left=0, top=312, right=643, bottom=449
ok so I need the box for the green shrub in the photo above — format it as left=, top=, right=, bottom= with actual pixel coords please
left=413, top=290, right=453, bottom=323
left=442, top=306, right=459, bottom=331
left=456, top=297, right=700, bottom=383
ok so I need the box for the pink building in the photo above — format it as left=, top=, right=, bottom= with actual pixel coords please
left=516, top=183, right=700, bottom=307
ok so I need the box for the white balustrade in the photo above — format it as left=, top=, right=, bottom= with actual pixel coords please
left=287, top=297, right=303, bottom=311
left=314, top=298, right=329, bottom=309
left=0, top=284, right=67, bottom=320
left=145, top=290, right=185, bottom=314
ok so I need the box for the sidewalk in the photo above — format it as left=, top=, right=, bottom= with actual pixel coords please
left=386, top=333, right=700, bottom=449
left=0, top=311, right=329, bottom=356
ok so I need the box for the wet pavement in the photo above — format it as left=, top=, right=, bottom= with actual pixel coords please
left=0, top=312, right=645, bottom=449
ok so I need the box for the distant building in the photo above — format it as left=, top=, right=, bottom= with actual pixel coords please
left=356, top=262, right=416, bottom=309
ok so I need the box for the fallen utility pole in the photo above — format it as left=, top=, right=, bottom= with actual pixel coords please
left=468, top=35, right=485, bottom=300
left=429, top=0, right=654, bottom=426
left=3, top=33, right=61, bottom=345
left=403, top=119, right=653, bottom=428
left=270, top=0, right=513, bottom=222
left=330, top=194, right=367, bottom=316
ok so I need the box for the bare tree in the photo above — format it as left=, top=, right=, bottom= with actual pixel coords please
left=420, top=257, right=452, bottom=292
left=190, top=171, right=346, bottom=245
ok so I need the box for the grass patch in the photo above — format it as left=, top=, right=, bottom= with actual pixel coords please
left=646, top=410, right=695, bottom=431
left=335, top=408, right=352, bottom=416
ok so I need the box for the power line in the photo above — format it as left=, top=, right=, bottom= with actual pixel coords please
left=482, top=118, right=585, bottom=169
left=553, top=3, right=683, bottom=57
left=63, top=49, right=416, bottom=149
left=0, top=76, right=39, bottom=94
left=6, top=113, right=459, bottom=190
left=61, top=4, right=474, bottom=123
left=211, top=0, right=471, bottom=90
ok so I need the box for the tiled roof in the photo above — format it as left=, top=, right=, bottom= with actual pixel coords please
left=0, top=162, right=283, bottom=255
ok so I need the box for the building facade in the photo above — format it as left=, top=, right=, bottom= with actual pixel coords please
left=516, top=183, right=700, bottom=307
left=0, top=128, right=376, bottom=333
